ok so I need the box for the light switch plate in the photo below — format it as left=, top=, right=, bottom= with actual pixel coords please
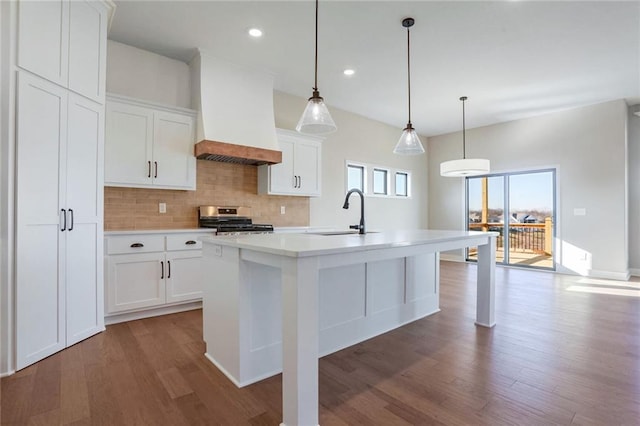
left=280, top=205, right=286, bottom=215
left=573, top=208, right=586, bottom=216
left=159, top=203, right=167, bottom=214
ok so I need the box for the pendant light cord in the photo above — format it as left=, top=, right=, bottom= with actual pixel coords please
left=406, top=24, right=412, bottom=126
left=460, top=96, right=468, bottom=159
left=314, top=0, right=319, bottom=92
left=462, top=97, right=466, bottom=159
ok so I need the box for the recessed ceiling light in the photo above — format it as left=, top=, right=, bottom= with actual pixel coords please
left=343, top=69, right=355, bottom=76
left=248, top=28, right=263, bottom=38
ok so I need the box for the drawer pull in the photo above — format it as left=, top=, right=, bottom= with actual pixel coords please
left=130, top=243, right=144, bottom=248
left=185, top=240, right=197, bottom=245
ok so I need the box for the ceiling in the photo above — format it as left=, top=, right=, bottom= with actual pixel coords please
left=108, top=1, right=640, bottom=137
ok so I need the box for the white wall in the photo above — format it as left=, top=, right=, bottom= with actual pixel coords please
left=628, top=105, right=640, bottom=274
left=106, top=40, right=190, bottom=108
left=428, top=100, right=629, bottom=279
left=274, top=91, right=429, bottom=230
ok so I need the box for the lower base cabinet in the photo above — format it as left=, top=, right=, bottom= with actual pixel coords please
left=107, top=252, right=166, bottom=313
left=105, top=231, right=212, bottom=320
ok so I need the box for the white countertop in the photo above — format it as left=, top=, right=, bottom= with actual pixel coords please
left=105, top=228, right=215, bottom=236
left=201, top=229, right=497, bottom=258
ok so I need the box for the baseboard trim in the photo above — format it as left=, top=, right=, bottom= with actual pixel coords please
left=629, top=268, right=640, bottom=277
left=104, top=301, right=202, bottom=325
left=1, top=369, right=16, bottom=378
left=588, top=269, right=631, bottom=281
left=440, top=253, right=465, bottom=262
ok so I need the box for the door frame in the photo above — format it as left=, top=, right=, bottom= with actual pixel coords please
left=465, top=168, right=557, bottom=270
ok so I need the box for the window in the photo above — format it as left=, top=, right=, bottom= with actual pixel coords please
left=395, top=172, right=408, bottom=197
left=345, top=161, right=411, bottom=198
left=347, top=164, right=364, bottom=192
left=373, top=169, right=388, bottom=195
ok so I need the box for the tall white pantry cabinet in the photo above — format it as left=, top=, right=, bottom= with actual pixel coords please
left=13, top=0, right=113, bottom=369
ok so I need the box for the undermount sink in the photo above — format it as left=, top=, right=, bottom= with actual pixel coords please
left=308, top=231, right=379, bottom=236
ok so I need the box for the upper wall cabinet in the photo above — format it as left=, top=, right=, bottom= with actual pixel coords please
left=258, top=129, right=322, bottom=197
left=105, top=94, right=197, bottom=191
left=17, top=0, right=109, bottom=102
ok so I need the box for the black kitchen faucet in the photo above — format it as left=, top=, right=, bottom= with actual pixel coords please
left=343, top=188, right=365, bottom=234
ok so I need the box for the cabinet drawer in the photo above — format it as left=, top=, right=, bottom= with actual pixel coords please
left=166, top=233, right=209, bottom=251
left=107, top=235, right=165, bottom=254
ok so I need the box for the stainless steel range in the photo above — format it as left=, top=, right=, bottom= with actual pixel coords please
left=198, top=206, right=274, bottom=235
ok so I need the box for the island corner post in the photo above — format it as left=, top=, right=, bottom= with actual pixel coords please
left=277, top=234, right=497, bottom=426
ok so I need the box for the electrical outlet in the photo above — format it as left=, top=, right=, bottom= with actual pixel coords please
left=159, top=203, right=166, bottom=214
left=280, top=205, right=286, bottom=215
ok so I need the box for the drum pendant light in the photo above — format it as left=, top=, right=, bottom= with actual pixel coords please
left=440, top=96, right=490, bottom=177
left=393, top=17, right=425, bottom=155
left=296, top=0, right=337, bottom=135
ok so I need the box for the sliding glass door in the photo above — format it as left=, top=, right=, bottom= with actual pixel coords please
left=466, top=169, right=555, bottom=270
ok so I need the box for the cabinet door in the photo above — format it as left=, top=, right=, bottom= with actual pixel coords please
left=105, top=101, right=153, bottom=186
left=106, top=253, right=166, bottom=314
left=15, top=73, right=67, bottom=369
left=152, top=111, right=196, bottom=189
left=65, top=94, right=104, bottom=345
left=166, top=251, right=203, bottom=303
left=268, top=138, right=296, bottom=194
left=68, top=0, right=107, bottom=102
left=17, top=0, right=69, bottom=87
left=294, top=141, right=321, bottom=196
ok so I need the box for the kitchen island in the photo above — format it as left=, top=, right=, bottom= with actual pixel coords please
left=201, top=230, right=497, bottom=426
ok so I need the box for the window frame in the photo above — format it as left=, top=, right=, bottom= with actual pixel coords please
left=346, top=162, right=366, bottom=193
left=372, top=168, right=389, bottom=195
left=395, top=171, right=410, bottom=197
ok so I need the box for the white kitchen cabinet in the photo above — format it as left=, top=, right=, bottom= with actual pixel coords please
left=258, top=128, right=322, bottom=196
left=107, top=252, right=166, bottom=313
left=17, top=0, right=109, bottom=102
left=166, top=251, right=204, bottom=304
left=15, top=72, right=104, bottom=370
left=105, top=232, right=211, bottom=321
left=105, top=95, right=196, bottom=190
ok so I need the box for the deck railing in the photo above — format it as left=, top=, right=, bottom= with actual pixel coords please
left=468, top=217, right=553, bottom=255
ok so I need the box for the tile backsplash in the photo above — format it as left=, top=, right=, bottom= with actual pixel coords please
left=104, top=160, right=310, bottom=230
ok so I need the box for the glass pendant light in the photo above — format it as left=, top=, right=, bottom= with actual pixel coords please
left=440, top=96, right=490, bottom=177
left=394, top=17, right=425, bottom=155
left=296, top=0, right=337, bottom=135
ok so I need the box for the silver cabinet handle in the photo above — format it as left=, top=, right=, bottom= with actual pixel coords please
left=148, top=161, right=151, bottom=178
left=154, top=161, right=158, bottom=178
left=160, top=261, right=164, bottom=279
left=167, top=260, right=171, bottom=279
left=298, top=176, right=302, bottom=188
left=185, top=240, right=197, bottom=245
left=130, top=243, right=144, bottom=248
left=68, top=209, right=74, bottom=231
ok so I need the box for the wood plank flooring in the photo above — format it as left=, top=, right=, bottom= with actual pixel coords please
left=2, top=261, right=639, bottom=425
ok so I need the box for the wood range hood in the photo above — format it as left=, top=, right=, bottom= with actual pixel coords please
left=194, top=140, right=282, bottom=166
left=190, top=50, right=282, bottom=166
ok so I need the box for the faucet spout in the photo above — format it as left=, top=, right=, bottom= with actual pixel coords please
left=343, top=188, right=365, bottom=234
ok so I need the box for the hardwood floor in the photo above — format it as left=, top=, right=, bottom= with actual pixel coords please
left=3, top=261, right=639, bottom=425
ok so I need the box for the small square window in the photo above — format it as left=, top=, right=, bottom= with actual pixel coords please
left=395, top=172, right=408, bottom=197
left=347, top=164, right=364, bottom=192
left=373, top=169, right=388, bottom=195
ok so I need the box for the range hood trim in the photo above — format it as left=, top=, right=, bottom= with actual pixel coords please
left=194, top=139, right=282, bottom=166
